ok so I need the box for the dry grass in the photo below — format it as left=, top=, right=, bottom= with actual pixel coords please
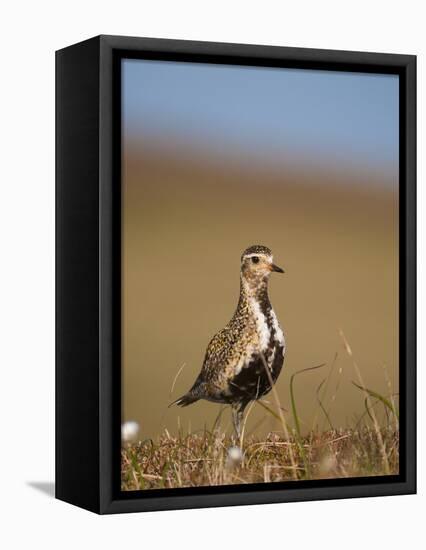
left=121, top=426, right=399, bottom=491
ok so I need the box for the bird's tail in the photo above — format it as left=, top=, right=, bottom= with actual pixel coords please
left=168, top=392, right=199, bottom=408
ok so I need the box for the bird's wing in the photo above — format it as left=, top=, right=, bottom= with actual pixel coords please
left=189, top=327, right=240, bottom=389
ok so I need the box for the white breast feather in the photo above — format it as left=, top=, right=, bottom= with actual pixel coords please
left=270, top=309, right=285, bottom=347
left=250, top=298, right=270, bottom=351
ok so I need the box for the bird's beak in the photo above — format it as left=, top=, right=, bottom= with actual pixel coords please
left=270, top=263, right=285, bottom=273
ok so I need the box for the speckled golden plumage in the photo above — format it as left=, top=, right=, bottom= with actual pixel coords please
left=172, top=245, right=286, bottom=436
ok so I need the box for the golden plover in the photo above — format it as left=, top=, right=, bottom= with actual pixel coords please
left=172, top=245, right=285, bottom=437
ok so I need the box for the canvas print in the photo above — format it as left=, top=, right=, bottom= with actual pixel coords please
left=120, top=59, right=399, bottom=490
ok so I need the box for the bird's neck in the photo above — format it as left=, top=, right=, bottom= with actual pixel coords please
left=238, top=273, right=270, bottom=312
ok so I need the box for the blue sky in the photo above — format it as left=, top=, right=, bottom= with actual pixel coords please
left=122, top=59, right=399, bottom=176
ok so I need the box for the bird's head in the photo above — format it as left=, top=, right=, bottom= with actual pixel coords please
left=240, top=245, right=284, bottom=288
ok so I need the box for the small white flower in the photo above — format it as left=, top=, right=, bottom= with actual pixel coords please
left=121, top=421, right=140, bottom=443
left=227, top=445, right=243, bottom=465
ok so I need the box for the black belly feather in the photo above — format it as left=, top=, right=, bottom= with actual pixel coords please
left=225, top=344, right=284, bottom=405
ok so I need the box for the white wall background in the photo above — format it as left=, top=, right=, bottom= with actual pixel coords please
left=0, top=1, right=423, bottom=548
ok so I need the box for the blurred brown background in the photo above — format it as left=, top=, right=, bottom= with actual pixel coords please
left=122, top=142, right=399, bottom=438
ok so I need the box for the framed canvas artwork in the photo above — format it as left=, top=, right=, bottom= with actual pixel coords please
left=56, top=35, right=416, bottom=514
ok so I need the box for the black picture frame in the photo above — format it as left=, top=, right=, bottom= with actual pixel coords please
left=56, top=35, right=416, bottom=514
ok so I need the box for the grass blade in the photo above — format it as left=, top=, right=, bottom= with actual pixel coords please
left=316, top=378, right=334, bottom=431
left=352, top=381, right=399, bottom=421
left=290, top=363, right=325, bottom=478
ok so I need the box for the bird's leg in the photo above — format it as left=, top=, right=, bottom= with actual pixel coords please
left=231, top=404, right=244, bottom=446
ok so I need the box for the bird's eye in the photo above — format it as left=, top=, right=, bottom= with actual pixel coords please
left=251, top=256, right=259, bottom=264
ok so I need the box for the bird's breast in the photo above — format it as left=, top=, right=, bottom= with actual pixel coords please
left=249, top=298, right=285, bottom=353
